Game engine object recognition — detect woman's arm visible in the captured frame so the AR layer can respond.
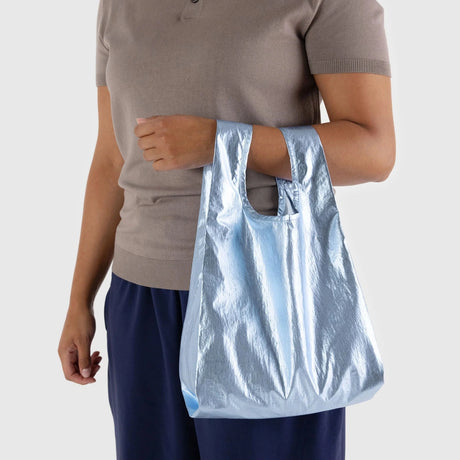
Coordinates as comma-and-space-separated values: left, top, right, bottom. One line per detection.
68, 86, 124, 310
247, 73, 396, 184
58, 85, 124, 384
133, 73, 395, 183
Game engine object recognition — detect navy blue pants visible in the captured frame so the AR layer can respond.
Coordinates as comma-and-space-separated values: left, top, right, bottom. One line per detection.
104, 271, 346, 459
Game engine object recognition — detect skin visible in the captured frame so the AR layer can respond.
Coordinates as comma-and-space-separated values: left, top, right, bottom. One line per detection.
57, 72, 395, 385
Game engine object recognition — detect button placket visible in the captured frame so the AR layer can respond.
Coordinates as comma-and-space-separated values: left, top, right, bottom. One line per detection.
180, 0, 203, 20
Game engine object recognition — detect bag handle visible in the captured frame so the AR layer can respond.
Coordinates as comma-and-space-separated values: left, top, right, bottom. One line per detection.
213, 119, 301, 220
278, 124, 335, 200
213, 120, 332, 220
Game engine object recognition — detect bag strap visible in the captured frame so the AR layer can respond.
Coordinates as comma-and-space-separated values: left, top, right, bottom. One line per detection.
278, 125, 336, 204
213, 119, 251, 190
214, 119, 301, 216
212, 120, 334, 218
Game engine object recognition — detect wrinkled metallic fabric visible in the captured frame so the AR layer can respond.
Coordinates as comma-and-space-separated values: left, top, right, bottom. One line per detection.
179, 119, 384, 419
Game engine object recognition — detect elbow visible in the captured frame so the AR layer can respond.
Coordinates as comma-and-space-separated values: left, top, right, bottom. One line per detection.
372, 132, 396, 182
374, 149, 396, 182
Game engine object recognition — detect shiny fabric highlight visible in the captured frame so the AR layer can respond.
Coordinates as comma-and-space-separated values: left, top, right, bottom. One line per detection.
178, 119, 384, 419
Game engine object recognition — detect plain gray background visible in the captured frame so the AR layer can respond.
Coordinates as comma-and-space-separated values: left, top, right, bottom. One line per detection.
0, 0, 458, 458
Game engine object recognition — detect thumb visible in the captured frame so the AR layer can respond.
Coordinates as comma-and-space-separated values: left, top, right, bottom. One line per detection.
78, 340, 92, 378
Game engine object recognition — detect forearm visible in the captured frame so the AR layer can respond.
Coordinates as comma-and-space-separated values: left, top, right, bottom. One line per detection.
247, 121, 394, 185
68, 159, 124, 313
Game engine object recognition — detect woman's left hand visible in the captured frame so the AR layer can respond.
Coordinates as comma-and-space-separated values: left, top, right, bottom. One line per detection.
134, 114, 217, 171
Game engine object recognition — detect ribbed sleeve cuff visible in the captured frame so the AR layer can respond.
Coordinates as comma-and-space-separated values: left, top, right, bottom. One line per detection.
308, 58, 391, 77
96, 74, 107, 86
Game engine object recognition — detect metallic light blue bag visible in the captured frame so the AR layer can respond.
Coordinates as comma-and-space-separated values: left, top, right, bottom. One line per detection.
179, 119, 384, 419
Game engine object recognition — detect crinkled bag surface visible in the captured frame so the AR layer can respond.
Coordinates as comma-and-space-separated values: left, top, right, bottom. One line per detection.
178, 119, 384, 419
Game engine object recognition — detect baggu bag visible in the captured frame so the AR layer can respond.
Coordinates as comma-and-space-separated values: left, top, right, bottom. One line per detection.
178, 119, 384, 419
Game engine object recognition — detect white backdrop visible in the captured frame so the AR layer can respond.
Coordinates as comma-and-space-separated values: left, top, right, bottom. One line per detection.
0, 1, 458, 458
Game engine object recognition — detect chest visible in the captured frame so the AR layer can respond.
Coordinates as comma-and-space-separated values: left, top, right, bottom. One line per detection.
103, 0, 316, 95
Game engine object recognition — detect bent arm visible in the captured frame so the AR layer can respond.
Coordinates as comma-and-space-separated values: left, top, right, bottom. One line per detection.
247, 72, 396, 184
68, 86, 125, 313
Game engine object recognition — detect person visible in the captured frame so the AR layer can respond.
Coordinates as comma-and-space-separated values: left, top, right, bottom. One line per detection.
58, 0, 395, 458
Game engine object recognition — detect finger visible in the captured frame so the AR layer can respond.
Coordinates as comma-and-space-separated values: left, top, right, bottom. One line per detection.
92, 354, 102, 364
143, 147, 161, 162
77, 338, 92, 379
61, 348, 96, 385
152, 158, 167, 171
90, 352, 102, 375
90, 365, 101, 378
69, 368, 96, 384
138, 133, 157, 151
134, 119, 157, 138
91, 355, 102, 367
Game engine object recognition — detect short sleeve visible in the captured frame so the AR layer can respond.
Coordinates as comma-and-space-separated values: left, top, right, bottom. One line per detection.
304, 0, 391, 77
95, 0, 109, 86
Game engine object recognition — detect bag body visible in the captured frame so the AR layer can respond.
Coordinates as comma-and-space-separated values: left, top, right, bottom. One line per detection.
179, 119, 384, 419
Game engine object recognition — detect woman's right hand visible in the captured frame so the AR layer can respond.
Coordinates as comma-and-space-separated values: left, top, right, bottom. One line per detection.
57, 85, 122, 385
57, 307, 102, 385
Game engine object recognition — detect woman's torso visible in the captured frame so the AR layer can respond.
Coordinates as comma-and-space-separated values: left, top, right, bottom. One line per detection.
96, 0, 389, 289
